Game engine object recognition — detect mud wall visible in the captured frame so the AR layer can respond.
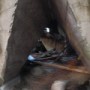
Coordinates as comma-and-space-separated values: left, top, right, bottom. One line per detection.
0, 0, 90, 85
52, 0, 90, 70
4, 0, 50, 82
0, 0, 18, 85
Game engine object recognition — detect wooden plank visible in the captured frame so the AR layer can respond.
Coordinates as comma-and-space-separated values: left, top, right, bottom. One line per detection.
34, 61, 90, 75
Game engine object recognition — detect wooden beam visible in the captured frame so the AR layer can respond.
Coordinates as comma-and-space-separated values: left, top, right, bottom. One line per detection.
34, 61, 90, 75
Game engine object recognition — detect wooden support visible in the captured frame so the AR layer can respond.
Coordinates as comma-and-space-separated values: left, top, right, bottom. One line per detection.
34, 61, 90, 75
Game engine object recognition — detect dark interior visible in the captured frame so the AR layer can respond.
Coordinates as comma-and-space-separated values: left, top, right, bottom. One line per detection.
4, 0, 61, 82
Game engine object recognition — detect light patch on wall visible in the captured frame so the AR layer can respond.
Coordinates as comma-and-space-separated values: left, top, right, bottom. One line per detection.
0, 0, 18, 13
0, 6, 17, 32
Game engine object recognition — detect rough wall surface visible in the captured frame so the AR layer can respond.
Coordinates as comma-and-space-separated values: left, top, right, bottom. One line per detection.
4, 0, 49, 82
67, 0, 90, 66
0, 0, 90, 85
0, 0, 49, 83
52, 0, 90, 70
0, 0, 18, 84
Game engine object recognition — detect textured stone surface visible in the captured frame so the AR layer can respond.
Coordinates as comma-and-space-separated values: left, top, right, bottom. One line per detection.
0, 0, 18, 85
68, 0, 90, 60
52, 0, 90, 70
